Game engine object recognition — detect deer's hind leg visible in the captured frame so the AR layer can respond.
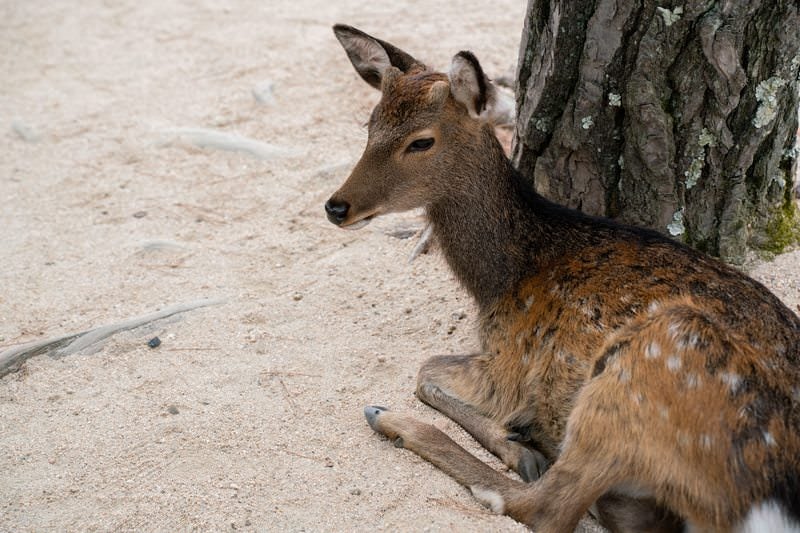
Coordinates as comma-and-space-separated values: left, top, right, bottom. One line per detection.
416, 354, 548, 482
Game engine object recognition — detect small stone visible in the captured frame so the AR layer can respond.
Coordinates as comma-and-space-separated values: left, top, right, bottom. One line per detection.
133, 211, 147, 219
147, 337, 161, 348
292, 293, 303, 301
376, 356, 386, 363
350, 488, 361, 496
447, 325, 456, 335
167, 405, 179, 415
252, 80, 275, 105
451, 310, 467, 320
324, 457, 334, 467
11, 120, 41, 142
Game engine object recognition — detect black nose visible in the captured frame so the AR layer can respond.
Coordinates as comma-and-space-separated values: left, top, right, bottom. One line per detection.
325, 198, 350, 225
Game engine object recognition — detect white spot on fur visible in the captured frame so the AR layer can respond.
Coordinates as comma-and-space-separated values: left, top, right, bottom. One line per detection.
666, 355, 682, 372
685, 373, 701, 389
618, 368, 631, 383
667, 321, 683, 339
764, 431, 776, 447
719, 371, 742, 393
792, 386, 800, 403
659, 405, 669, 420
647, 300, 661, 314
735, 501, 800, 532
524, 295, 535, 310
645, 341, 661, 359
470, 486, 505, 514
700, 434, 713, 449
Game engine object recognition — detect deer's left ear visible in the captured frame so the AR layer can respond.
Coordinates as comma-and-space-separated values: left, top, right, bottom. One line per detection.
333, 24, 424, 90
448, 51, 514, 124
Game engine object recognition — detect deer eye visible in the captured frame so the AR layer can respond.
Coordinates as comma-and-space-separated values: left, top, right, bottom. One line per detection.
407, 138, 435, 152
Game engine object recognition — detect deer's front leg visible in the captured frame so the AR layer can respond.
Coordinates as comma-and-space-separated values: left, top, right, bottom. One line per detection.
414, 354, 548, 482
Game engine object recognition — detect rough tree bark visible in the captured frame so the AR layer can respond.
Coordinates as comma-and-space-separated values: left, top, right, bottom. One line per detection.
512, 0, 800, 263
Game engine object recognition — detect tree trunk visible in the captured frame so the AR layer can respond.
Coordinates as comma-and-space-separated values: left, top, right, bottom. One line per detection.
512, 0, 800, 263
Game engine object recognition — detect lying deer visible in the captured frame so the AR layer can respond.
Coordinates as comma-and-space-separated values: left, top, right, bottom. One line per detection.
325, 24, 800, 532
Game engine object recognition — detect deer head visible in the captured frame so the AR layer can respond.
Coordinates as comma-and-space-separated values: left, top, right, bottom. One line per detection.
325, 24, 513, 229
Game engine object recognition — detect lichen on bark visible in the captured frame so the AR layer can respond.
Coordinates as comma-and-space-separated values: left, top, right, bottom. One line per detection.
513, 0, 800, 263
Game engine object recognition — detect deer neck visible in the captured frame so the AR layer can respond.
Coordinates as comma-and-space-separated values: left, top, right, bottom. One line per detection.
426, 128, 566, 309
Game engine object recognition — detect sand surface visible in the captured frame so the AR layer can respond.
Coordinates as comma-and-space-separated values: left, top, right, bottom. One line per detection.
2, 2, 798, 531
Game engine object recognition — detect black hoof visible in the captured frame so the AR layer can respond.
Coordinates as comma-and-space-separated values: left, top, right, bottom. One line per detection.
518, 448, 550, 483
364, 405, 388, 431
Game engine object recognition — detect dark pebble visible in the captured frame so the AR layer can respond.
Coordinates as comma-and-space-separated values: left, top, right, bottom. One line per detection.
147, 337, 161, 348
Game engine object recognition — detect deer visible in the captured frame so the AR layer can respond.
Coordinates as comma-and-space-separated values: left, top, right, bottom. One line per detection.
324, 24, 800, 532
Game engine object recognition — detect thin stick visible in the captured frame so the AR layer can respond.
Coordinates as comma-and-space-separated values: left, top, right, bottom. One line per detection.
279, 378, 297, 410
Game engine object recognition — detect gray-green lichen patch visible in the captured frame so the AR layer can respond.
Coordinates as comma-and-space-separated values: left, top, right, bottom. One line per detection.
771, 170, 787, 189
667, 208, 685, 236
657, 6, 683, 27
608, 93, 621, 107
581, 116, 594, 130
685, 159, 703, 190
698, 128, 715, 148
534, 117, 552, 133
684, 129, 715, 190
753, 77, 788, 128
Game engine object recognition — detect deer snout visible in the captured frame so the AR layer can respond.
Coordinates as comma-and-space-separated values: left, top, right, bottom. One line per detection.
325, 198, 350, 225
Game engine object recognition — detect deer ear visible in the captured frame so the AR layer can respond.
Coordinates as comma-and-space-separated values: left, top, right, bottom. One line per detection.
333, 24, 424, 90
448, 51, 514, 124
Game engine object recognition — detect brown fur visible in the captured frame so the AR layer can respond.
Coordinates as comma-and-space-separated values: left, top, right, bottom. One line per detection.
327, 25, 800, 532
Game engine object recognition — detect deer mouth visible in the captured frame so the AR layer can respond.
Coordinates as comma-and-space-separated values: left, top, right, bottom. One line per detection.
341, 214, 375, 230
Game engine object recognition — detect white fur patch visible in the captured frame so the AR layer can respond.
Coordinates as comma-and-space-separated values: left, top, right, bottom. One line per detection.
645, 341, 661, 359
735, 501, 800, 533
469, 485, 505, 514
719, 371, 742, 393
666, 355, 682, 372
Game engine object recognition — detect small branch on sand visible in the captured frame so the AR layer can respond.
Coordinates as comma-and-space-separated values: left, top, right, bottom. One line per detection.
0, 298, 224, 378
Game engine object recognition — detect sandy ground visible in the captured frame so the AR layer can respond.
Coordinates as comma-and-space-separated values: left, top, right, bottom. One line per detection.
1, 2, 798, 532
